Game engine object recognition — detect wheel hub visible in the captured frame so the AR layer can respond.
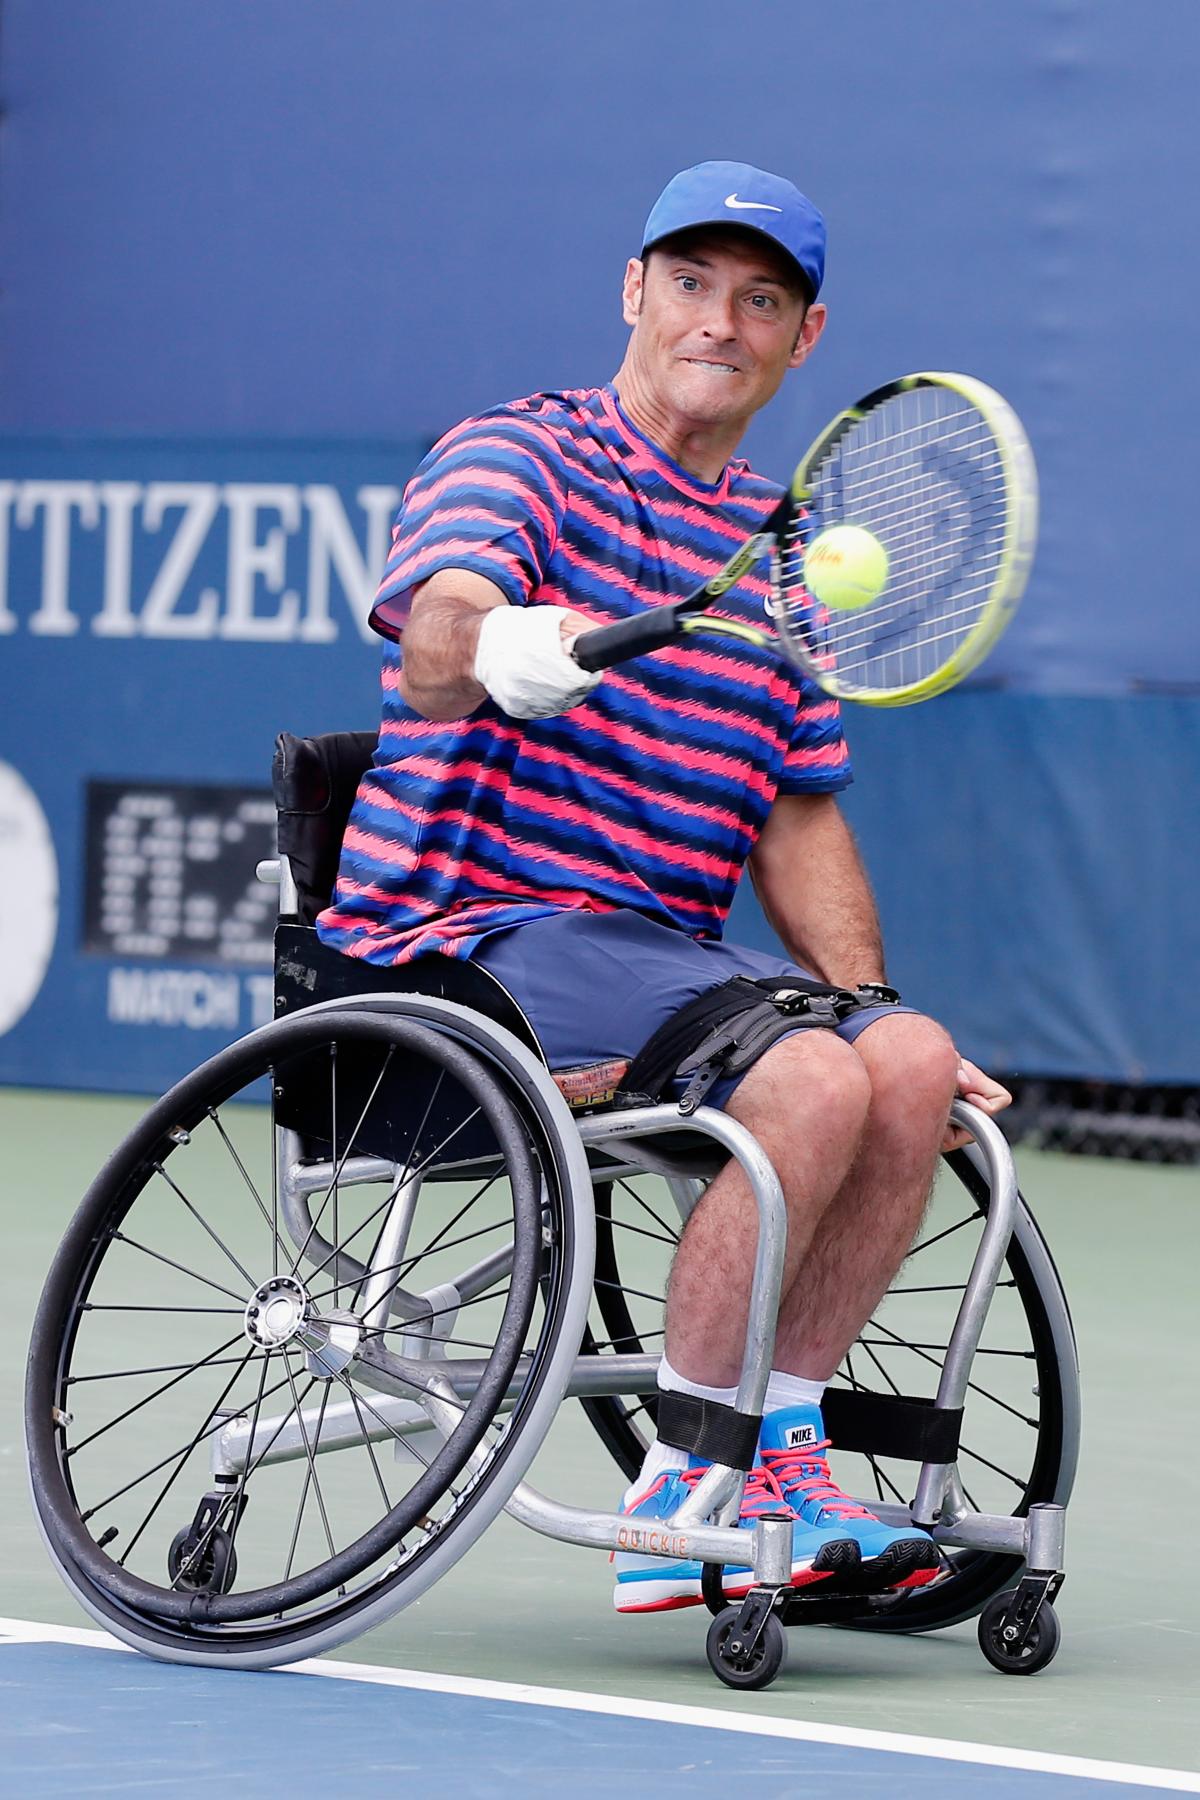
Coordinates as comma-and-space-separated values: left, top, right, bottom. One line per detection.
243, 1276, 362, 1378
244, 1275, 310, 1349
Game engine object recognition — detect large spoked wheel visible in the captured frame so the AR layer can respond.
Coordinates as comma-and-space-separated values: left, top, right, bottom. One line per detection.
27, 1003, 593, 1668
576, 1148, 1079, 1631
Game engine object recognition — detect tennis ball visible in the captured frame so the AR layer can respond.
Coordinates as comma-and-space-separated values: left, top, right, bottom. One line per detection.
803, 525, 889, 611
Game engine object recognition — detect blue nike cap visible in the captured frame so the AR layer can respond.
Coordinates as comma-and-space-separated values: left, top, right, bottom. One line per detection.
641, 160, 826, 300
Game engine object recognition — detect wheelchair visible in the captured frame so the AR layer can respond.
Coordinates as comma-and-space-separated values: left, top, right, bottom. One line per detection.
25, 730, 1079, 1690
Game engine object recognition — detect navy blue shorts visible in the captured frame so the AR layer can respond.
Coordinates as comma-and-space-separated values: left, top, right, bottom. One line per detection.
471, 909, 918, 1111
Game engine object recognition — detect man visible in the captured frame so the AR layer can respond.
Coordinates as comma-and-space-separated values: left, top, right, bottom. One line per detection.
318, 161, 1011, 1613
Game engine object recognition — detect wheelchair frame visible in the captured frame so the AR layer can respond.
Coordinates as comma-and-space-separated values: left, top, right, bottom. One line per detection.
25, 734, 1078, 1688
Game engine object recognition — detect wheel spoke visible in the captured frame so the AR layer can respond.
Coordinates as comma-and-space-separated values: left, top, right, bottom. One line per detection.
612, 1181, 681, 1243
170, 1349, 273, 1588
207, 1106, 279, 1247
67, 1355, 250, 1385
112, 1347, 260, 1564
599, 1214, 678, 1250
283, 1363, 338, 1572
907, 1213, 977, 1258
80, 1358, 293, 1521
110, 1232, 246, 1304
957, 1442, 1028, 1491
66, 1332, 247, 1456
306, 1208, 510, 1316
588, 1326, 665, 1351
866, 1318, 1038, 1423
346, 1385, 393, 1514
288, 1045, 397, 1272
152, 1162, 258, 1289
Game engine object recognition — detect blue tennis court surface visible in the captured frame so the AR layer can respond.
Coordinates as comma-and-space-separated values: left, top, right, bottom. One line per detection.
2, 1622, 1197, 1798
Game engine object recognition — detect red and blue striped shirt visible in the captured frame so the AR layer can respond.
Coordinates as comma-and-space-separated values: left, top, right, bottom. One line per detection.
316, 385, 851, 964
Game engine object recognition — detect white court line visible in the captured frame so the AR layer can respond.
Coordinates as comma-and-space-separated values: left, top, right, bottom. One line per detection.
1, 1614, 1197, 1794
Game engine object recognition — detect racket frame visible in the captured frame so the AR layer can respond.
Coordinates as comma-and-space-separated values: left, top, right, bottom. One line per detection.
572, 370, 1038, 706
783, 371, 1038, 706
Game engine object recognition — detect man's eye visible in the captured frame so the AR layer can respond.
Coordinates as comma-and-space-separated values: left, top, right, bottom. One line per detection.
678, 275, 700, 292
749, 293, 776, 311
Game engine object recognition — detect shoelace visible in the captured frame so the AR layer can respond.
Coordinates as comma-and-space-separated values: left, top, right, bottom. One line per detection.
626, 1463, 793, 1522
736, 1464, 794, 1522
762, 1438, 874, 1522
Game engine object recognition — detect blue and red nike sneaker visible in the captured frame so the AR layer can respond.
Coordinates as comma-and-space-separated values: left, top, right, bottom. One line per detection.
759, 1403, 941, 1593
612, 1456, 859, 1613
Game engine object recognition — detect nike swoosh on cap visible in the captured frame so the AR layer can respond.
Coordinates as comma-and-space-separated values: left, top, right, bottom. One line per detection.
724, 193, 784, 213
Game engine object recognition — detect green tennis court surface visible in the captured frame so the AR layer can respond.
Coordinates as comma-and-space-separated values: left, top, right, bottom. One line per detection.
4, 1088, 1197, 1777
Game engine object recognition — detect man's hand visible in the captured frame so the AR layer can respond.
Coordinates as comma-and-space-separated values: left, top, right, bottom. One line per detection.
942, 1057, 1012, 1151
473, 603, 602, 719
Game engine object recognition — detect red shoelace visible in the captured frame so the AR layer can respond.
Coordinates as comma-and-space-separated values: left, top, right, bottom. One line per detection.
627, 1463, 793, 1522
761, 1439, 875, 1522
736, 1464, 794, 1521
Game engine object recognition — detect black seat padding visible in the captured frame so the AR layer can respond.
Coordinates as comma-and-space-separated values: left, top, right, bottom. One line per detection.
273, 730, 378, 924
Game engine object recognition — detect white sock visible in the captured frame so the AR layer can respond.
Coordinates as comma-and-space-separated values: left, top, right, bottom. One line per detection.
624, 1356, 739, 1504
657, 1353, 739, 1409
764, 1371, 826, 1414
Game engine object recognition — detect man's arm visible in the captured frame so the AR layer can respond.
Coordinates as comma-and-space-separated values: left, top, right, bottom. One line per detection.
397, 569, 599, 723
747, 792, 885, 987
395, 569, 507, 721
751, 792, 1013, 1146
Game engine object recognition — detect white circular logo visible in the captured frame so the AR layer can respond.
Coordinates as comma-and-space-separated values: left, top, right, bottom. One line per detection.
0, 762, 59, 1035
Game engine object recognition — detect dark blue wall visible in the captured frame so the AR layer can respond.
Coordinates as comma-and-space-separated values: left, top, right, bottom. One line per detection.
1, 1, 1197, 1089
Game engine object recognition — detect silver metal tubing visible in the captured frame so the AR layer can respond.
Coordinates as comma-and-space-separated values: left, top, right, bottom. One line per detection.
664, 1175, 704, 1226
351, 1347, 659, 1406
502, 1476, 792, 1580
440, 1241, 515, 1305
357, 1175, 422, 1330
277, 854, 299, 918
276, 1128, 403, 1306
281, 1148, 397, 1200
911, 1098, 1020, 1526
211, 1389, 438, 1478
578, 1105, 787, 1422
1025, 1502, 1067, 1571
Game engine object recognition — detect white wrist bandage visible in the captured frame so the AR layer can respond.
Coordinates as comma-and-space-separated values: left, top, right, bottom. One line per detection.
473, 604, 601, 720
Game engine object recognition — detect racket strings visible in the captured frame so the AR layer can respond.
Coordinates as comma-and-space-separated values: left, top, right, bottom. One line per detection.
777, 387, 1010, 691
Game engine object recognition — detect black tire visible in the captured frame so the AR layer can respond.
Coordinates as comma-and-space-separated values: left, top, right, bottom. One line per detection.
706, 1608, 788, 1690
575, 1152, 1078, 1632
977, 1590, 1062, 1674
578, 1183, 662, 1480
27, 1006, 584, 1663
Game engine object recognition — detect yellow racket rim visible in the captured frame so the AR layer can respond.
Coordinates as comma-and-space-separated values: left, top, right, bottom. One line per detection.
787, 371, 1038, 707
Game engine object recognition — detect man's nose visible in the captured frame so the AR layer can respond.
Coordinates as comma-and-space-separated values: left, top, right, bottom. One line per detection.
699, 292, 738, 339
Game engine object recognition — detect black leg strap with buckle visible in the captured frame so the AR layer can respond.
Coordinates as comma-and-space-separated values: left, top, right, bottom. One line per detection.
618, 974, 902, 1115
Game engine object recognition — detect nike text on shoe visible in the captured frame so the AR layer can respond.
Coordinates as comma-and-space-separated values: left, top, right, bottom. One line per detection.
760, 1403, 942, 1593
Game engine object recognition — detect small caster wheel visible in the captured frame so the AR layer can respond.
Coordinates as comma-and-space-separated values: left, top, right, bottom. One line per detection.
977, 1588, 1061, 1674
168, 1524, 238, 1595
705, 1606, 788, 1691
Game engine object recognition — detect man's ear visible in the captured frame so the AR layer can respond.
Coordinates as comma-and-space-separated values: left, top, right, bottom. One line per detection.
622, 257, 645, 328
788, 300, 827, 370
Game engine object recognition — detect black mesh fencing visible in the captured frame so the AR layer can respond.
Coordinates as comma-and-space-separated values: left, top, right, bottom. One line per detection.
995, 1079, 1200, 1165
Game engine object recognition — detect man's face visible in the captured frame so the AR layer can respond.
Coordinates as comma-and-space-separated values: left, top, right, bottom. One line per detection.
622, 230, 825, 431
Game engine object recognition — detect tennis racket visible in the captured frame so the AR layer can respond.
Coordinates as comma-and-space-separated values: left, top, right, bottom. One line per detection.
571, 371, 1037, 707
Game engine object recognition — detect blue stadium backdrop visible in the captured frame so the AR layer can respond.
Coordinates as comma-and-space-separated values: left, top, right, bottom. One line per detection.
0, 0, 1196, 1092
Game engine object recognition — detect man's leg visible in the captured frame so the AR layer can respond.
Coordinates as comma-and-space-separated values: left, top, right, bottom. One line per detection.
660, 1011, 959, 1596
770, 1013, 960, 1378
663, 1030, 872, 1384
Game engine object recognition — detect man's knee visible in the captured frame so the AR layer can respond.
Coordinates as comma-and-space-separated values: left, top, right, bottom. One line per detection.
853, 1013, 960, 1117
728, 1030, 872, 1139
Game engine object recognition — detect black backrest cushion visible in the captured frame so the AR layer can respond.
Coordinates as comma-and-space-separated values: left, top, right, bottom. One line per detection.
272, 731, 378, 923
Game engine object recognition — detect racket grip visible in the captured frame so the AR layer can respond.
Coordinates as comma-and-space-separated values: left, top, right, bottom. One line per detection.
570, 608, 682, 672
